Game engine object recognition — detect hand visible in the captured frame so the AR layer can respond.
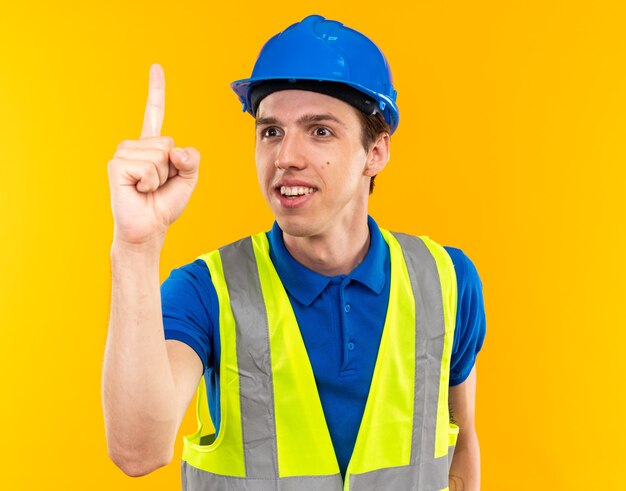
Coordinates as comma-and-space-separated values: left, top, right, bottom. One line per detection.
108, 63, 200, 247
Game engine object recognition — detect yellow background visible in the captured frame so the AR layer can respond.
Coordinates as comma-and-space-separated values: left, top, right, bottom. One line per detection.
1, 0, 624, 489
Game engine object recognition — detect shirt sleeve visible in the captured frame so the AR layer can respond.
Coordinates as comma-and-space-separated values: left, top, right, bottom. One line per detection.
443, 247, 487, 386
161, 258, 217, 371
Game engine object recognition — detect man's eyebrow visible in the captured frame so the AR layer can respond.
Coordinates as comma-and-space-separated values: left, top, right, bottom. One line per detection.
255, 113, 348, 129
297, 113, 348, 128
256, 116, 280, 127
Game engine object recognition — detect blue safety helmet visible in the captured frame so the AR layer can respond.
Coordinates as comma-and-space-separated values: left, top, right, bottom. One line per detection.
231, 15, 399, 134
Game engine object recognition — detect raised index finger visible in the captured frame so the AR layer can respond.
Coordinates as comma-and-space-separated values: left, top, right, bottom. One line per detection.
140, 63, 165, 139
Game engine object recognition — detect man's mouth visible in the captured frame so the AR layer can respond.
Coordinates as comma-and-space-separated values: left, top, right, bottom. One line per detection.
280, 186, 315, 198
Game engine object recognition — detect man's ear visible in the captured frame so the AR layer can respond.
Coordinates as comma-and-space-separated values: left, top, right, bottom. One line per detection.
363, 132, 390, 177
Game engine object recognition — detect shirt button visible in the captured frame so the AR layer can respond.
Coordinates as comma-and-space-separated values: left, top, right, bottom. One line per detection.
344, 304, 351, 313
347, 342, 355, 351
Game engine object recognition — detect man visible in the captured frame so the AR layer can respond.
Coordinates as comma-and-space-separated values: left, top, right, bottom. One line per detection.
103, 14, 485, 491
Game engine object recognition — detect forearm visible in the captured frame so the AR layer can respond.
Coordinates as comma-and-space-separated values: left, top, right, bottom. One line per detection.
102, 239, 177, 476
449, 427, 480, 491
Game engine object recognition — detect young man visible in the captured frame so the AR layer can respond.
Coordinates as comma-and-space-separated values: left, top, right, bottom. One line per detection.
104, 15, 485, 491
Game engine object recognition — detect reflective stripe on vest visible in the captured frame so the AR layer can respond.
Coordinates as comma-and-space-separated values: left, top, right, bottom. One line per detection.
181, 229, 458, 491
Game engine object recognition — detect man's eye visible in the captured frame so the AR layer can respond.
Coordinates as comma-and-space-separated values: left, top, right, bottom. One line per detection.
314, 127, 331, 137
263, 127, 279, 137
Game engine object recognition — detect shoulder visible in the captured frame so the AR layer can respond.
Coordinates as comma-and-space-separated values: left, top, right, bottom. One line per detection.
161, 258, 216, 311
163, 258, 211, 286
165, 232, 266, 290
442, 246, 483, 290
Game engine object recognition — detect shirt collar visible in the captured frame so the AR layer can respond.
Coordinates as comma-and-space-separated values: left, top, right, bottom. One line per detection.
266, 215, 388, 306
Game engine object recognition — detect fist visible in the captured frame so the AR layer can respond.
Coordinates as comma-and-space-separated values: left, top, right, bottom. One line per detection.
108, 64, 200, 247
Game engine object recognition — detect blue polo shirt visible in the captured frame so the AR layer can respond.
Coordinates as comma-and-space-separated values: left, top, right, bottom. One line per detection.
162, 216, 486, 476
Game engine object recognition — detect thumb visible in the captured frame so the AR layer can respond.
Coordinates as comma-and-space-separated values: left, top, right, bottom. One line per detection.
169, 146, 200, 179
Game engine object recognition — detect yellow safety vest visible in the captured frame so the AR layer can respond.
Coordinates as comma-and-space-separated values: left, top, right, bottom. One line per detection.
181, 228, 458, 491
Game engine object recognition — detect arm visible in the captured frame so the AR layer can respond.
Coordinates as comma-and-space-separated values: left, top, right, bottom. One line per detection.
103, 64, 202, 477
102, 242, 203, 476
448, 365, 480, 490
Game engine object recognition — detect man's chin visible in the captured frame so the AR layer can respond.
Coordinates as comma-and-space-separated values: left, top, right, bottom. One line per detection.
275, 216, 318, 239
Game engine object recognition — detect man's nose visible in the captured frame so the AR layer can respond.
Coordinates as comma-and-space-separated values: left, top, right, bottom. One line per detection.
275, 131, 306, 170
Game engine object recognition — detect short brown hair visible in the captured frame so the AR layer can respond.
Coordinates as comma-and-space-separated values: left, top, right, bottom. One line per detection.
355, 110, 390, 194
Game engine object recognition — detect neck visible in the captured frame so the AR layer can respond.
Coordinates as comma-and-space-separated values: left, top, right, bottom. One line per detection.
282, 217, 371, 276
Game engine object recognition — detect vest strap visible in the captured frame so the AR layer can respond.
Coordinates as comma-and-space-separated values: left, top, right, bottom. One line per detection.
220, 237, 279, 478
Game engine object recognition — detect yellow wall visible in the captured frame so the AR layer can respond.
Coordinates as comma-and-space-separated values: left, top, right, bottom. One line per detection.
1, 1, 624, 489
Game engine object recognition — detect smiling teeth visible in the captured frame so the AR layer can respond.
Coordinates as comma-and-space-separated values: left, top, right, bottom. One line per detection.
280, 186, 314, 196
